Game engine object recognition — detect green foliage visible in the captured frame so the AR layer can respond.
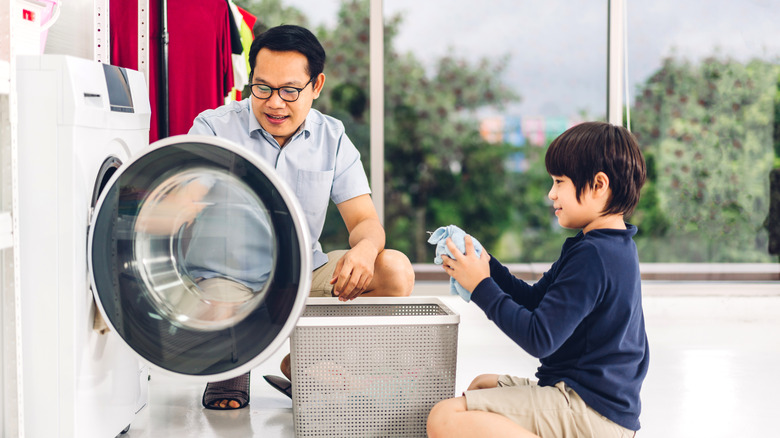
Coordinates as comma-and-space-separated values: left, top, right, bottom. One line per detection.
233, 0, 309, 33
380, 51, 521, 260
631, 57, 778, 262
235, 0, 780, 264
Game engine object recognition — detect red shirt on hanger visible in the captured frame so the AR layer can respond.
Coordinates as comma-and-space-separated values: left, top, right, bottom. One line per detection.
110, 0, 234, 142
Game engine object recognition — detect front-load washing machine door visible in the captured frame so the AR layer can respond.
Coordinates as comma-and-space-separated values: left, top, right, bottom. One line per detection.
89, 135, 311, 382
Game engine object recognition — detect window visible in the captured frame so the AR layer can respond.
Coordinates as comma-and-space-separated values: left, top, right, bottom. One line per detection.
238, 0, 780, 264
382, 0, 607, 262
627, 0, 780, 262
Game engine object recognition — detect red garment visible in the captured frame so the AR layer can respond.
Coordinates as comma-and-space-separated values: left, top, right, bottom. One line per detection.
110, 0, 234, 142
110, 0, 161, 140
167, 0, 234, 137
236, 5, 256, 33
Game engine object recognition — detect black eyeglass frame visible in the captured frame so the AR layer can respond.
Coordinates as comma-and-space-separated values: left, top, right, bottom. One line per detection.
249, 78, 314, 102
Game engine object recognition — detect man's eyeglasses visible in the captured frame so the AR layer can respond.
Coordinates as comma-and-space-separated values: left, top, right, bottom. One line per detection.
250, 79, 313, 102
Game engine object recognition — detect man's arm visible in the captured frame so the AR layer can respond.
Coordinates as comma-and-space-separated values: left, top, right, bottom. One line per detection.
331, 194, 385, 301
189, 115, 217, 135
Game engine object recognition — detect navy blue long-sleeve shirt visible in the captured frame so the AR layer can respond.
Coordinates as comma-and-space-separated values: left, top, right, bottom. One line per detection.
471, 225, 649, 431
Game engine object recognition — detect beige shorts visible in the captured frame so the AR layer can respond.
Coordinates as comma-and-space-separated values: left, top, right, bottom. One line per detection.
465, 376, 635, 438
196, 277, 254, 302
309, 250, 349, 297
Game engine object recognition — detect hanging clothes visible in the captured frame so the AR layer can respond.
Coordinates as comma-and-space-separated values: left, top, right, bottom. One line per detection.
237, 8, 255, 71
226, 0, 255, 101
167, 0, 234, 137
110, 0, 234, 142
235, 5, 257, 71
110, 0, 161, 141
236, 5, 256, 33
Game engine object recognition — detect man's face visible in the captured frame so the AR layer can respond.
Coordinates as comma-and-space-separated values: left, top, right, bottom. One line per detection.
250, 48, 324, 147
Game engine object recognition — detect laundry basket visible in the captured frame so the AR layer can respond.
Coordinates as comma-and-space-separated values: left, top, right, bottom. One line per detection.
290, 296, 459, 437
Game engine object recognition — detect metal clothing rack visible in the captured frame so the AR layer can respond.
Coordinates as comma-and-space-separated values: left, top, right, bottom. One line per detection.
158, 0, 169, 138
135, 0, 169, 138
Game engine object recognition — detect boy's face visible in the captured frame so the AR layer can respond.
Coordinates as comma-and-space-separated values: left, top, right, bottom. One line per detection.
548, 175, 603, 232
250, 48, 324, 147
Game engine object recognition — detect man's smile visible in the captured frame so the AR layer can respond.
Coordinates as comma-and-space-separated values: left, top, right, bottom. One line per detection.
265, 113, 289, 125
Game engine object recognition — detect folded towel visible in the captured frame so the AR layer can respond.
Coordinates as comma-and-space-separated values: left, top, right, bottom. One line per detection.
427, 225, 483, 302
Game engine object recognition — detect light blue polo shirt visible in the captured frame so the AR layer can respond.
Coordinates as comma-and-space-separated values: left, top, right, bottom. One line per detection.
187, 98, 371, 275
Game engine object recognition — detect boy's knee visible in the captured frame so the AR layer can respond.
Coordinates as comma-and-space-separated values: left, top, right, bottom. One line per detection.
427, 397, 464, 438
427, 399, 449, 437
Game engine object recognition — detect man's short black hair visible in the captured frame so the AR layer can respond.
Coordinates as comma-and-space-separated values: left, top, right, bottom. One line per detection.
545, 121, 647, 216
248, 24, 326, 82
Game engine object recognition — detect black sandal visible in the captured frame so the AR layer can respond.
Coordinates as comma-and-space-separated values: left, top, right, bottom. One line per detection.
202, 372, 250, 410
263, 375, 292, 399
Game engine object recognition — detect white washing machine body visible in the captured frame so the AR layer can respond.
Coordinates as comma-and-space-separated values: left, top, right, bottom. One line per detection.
17, 55, 313, 437
17, 55, 152, 438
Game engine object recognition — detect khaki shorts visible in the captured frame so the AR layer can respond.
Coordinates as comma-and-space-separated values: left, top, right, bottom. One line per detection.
465, 376, 635, 438
196, 277, 254, 302
309, 250, 349, 297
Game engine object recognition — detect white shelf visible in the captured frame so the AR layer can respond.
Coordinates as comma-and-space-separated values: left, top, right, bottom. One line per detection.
0, 212, 12, 250
0, 60, 9, 95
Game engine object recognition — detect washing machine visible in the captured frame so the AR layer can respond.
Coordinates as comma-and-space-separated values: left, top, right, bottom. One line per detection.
16, 55, 312, 437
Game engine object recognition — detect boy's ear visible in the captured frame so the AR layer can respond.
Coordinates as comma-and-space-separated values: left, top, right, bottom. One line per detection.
592, 172, 611, 197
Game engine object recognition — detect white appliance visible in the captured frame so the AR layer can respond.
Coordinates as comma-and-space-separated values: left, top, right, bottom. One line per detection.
16, 55, 312, 437
17, 55, 151, 437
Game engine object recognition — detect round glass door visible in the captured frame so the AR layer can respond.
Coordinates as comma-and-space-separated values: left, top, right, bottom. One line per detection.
89, 135, 311, 380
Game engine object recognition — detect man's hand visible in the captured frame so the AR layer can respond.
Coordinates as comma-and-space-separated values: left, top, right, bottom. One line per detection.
441, 235, 490, 292
330, 240, 379, 301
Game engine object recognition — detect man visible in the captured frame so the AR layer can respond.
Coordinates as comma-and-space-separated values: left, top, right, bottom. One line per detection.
189, 24, 414, 409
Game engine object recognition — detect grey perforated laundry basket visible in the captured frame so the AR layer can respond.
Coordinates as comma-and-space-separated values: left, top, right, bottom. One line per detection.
290, 296, 459, 437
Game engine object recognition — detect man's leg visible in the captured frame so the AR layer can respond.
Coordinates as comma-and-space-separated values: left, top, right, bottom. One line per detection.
362, 249, 415, 297
198, 278, 255, 409
311, 249, 414, 298
280, 249, 414, 380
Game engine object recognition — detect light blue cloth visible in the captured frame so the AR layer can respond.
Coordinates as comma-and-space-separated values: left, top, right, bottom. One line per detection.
189, 99, 371, 271
427, 225, 483, 302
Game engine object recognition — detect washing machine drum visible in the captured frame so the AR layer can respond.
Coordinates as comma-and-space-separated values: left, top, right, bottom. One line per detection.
89, 135, 312, 381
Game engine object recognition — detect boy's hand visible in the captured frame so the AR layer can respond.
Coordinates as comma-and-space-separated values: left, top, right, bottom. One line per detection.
441, 235, 490, 292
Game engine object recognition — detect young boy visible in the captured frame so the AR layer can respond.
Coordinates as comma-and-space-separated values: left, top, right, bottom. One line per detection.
427, 122, 649, 438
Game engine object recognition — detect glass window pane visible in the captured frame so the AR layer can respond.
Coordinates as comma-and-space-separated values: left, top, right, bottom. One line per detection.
628, 1, 780, 262
383, 0, 607, 262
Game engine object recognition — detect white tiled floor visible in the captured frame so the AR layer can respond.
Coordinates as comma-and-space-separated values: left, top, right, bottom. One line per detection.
125, 281, 780, 437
